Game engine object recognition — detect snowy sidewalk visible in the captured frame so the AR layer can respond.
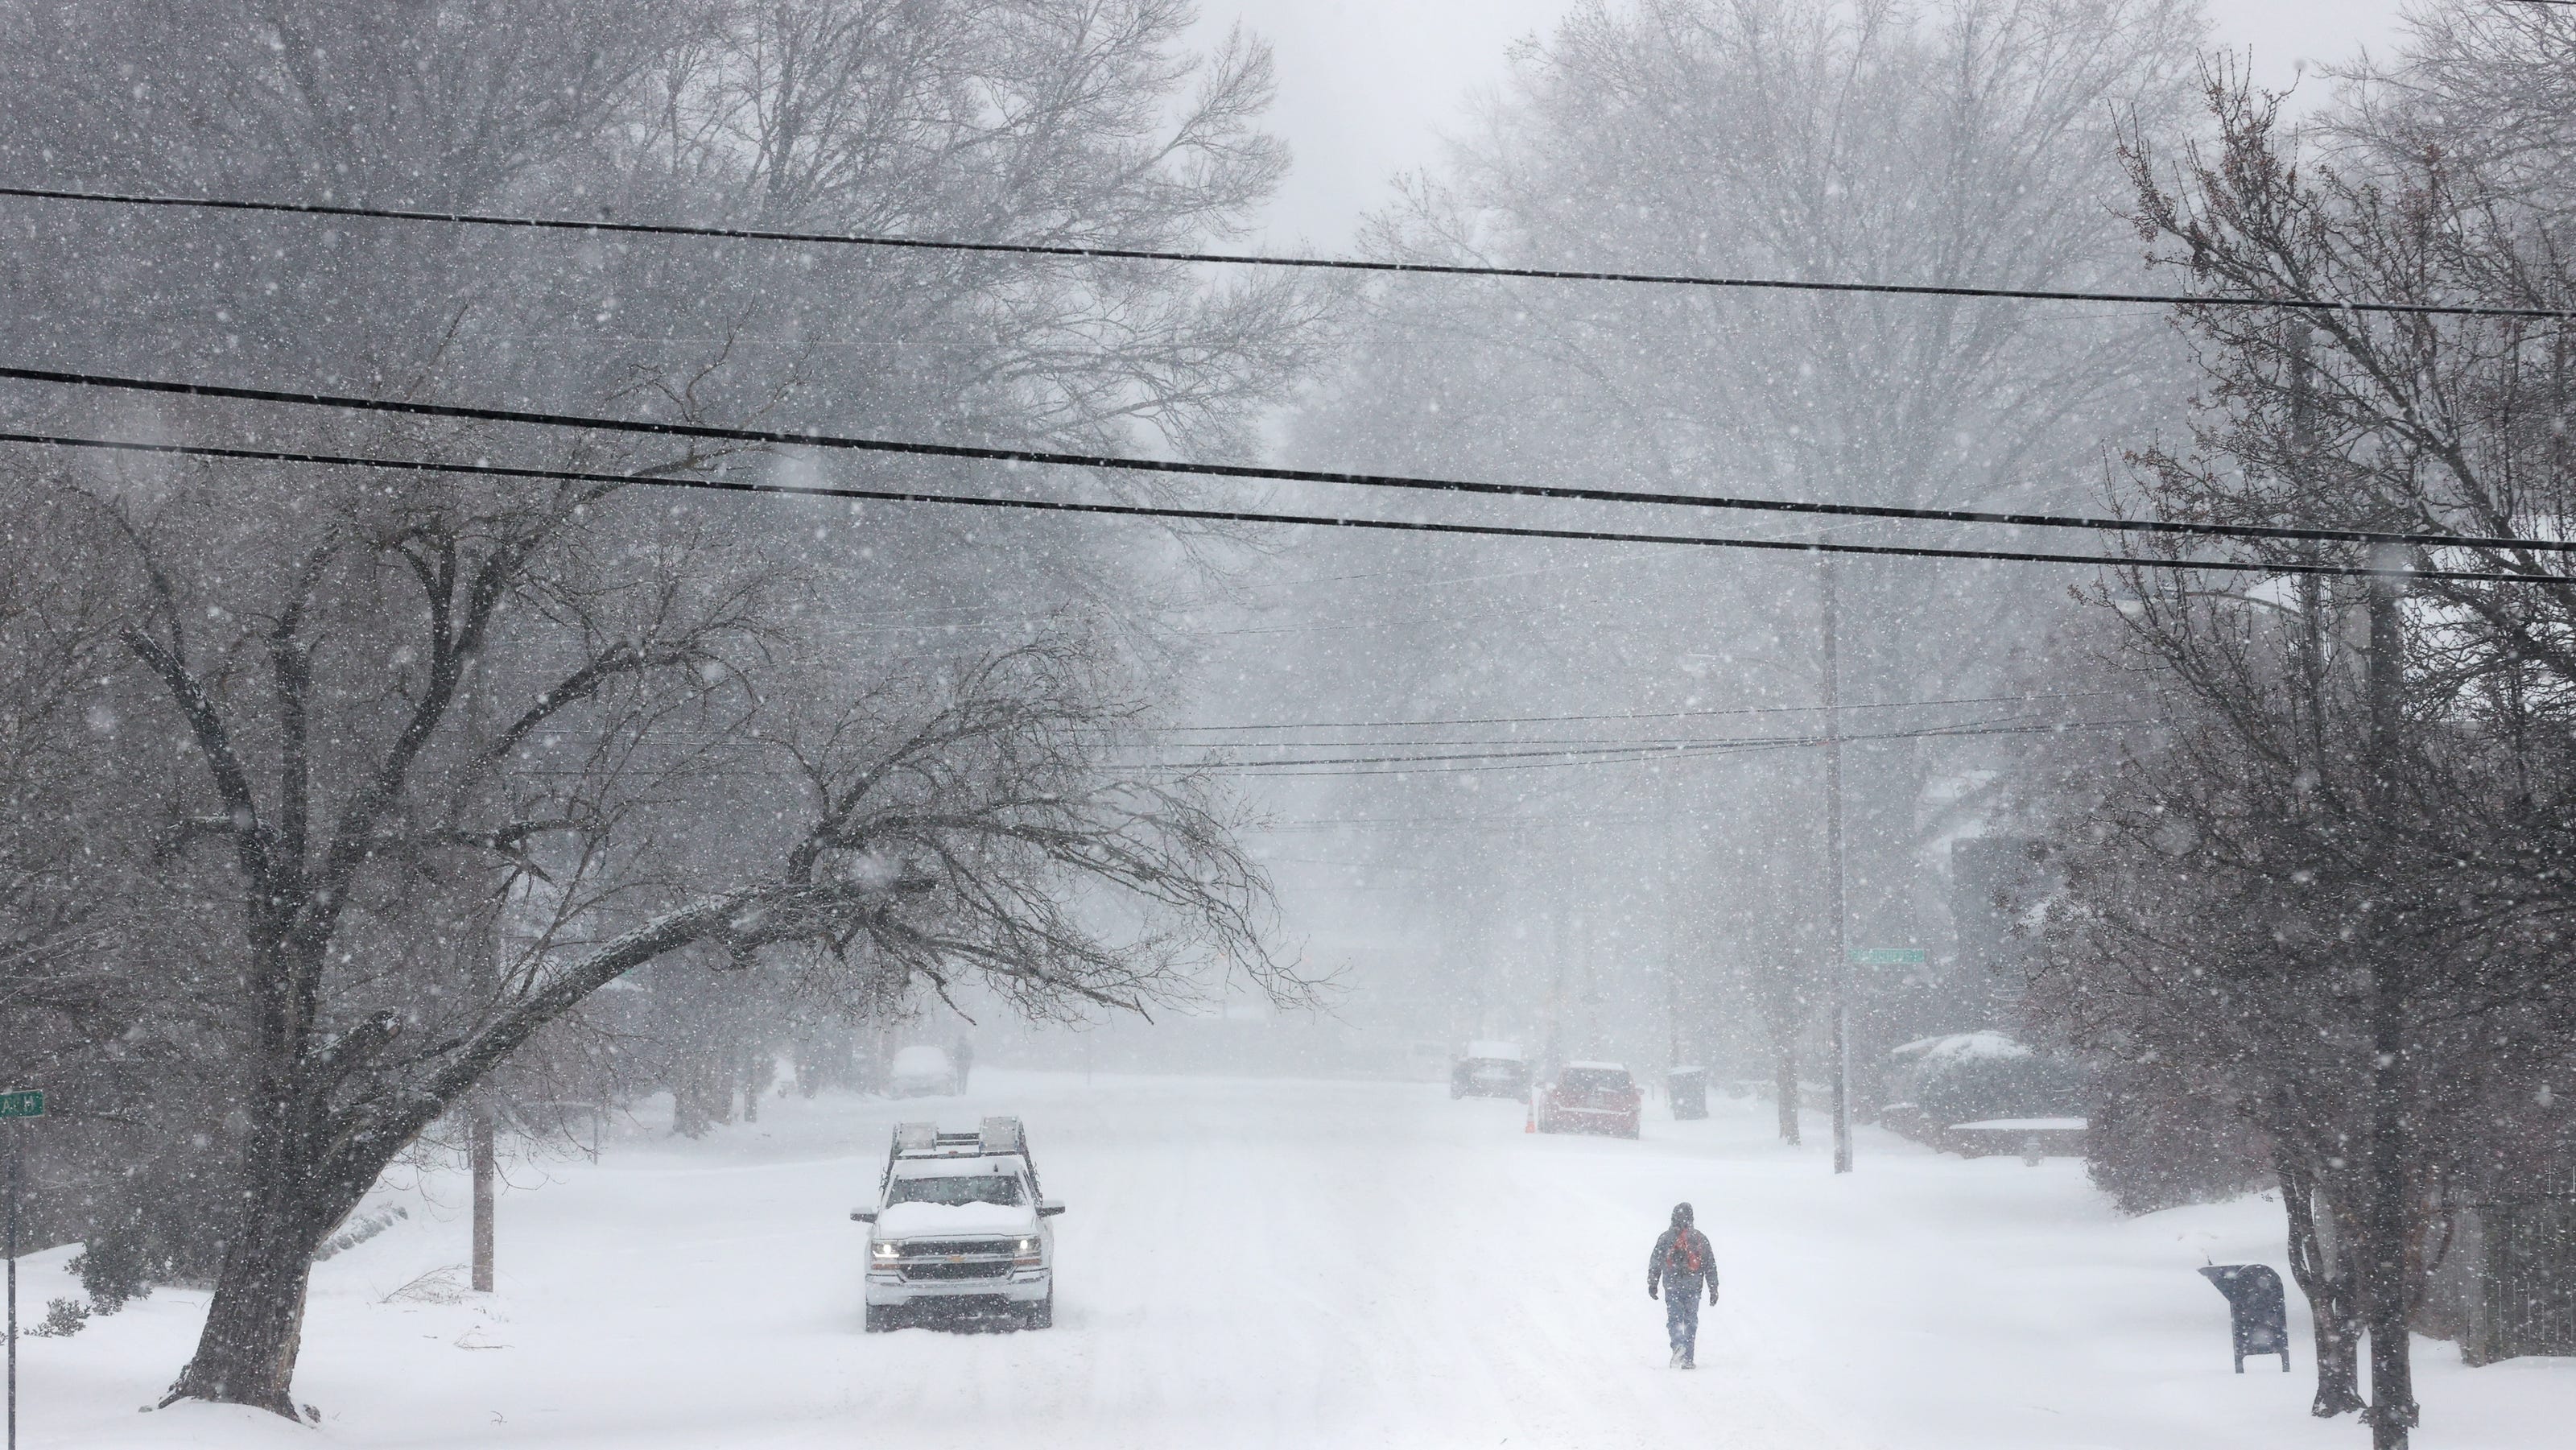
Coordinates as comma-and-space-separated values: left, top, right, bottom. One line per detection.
14, 1072, 2574, 1448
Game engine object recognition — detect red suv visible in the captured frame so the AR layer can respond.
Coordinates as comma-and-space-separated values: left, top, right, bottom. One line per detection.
1535, 1062, 1642, 1138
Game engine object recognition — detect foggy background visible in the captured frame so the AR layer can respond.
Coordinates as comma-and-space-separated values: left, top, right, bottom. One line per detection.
1009, 0, 2411, 1084
1205, 0, 2410, 248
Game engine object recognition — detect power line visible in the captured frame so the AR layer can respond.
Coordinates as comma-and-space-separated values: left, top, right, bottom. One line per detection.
1, 428, 2560, 585
2, 362, 2571, 572
1170, 717, 2161, 778
1157, 690, 2130, 733
1144, 732, 1997, 748
1166, 715, 2150, 768
604, 690, 2134, 742
500, 715, 2156, 782
1255, 812, 1682, 832
0, 183, 2564, 322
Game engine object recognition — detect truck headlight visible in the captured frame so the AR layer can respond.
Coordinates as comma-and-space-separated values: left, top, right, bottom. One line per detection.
1013, 1236, 1042, 1266
872, 1241, 900, 1262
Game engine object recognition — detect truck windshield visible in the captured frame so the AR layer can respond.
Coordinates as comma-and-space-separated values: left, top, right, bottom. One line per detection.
886, 1174, 1025, 1208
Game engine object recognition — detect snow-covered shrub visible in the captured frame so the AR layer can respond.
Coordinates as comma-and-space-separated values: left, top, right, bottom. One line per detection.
314, 1205, 408, 1262
1887, 1032, 2091, 1126
71, 1230, 168, 1314
28, 1298, 89, 1338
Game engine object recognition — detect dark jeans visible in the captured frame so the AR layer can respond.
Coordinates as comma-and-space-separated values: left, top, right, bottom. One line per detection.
1665, 1286, 1702, 1361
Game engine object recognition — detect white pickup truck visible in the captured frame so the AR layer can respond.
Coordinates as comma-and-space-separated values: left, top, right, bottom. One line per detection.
852, 1116, 1063, 1331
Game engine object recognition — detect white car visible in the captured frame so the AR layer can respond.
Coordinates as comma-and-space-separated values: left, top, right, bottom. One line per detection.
886, 1043, 960, 1097
853, 1118, 1063, 1331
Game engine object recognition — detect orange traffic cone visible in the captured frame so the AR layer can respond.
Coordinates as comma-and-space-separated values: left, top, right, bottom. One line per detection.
1524, 1098, 1537, 1134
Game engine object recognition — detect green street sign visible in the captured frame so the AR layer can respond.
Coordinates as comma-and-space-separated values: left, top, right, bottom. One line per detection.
1851, 947, 1929, 968
0, 1090, 42, 1119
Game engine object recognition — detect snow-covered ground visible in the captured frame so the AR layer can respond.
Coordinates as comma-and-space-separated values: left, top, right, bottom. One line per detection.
15, 1072, 2574, 1448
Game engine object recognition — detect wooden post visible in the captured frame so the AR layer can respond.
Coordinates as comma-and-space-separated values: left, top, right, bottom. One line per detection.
470, 1103, 494, 1294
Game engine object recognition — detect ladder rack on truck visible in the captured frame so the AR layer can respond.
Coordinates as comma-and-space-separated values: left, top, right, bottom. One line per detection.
877, 1115, 1041, 1197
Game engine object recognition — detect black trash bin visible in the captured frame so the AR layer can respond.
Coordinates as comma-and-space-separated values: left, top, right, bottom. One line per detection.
1668, 1067, 1709, 1121
2198, 1264, 2291, 1373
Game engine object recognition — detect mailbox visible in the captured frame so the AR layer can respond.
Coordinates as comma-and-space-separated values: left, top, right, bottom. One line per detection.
2198, 1264, 2291, 1373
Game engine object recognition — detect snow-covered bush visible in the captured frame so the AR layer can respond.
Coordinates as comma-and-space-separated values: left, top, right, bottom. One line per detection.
27, 1298, 89, 1338
70, 1229, 171, 1314
314, 1205, 409, 1262
1887, 1032, 2091, 1126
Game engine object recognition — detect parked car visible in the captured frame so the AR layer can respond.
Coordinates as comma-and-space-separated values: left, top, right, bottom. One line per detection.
1451, 1040, 1530, 1101
887, 1044, 960, 1097
853, 1117, 1063, 1331
1535, 1061, 1641, 1138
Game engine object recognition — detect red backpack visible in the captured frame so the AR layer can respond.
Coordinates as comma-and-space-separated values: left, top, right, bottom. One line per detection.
1666, 1230, 1704, 1276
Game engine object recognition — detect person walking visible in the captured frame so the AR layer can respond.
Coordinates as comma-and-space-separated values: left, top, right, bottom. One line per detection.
1646, 1202, 1719, 1368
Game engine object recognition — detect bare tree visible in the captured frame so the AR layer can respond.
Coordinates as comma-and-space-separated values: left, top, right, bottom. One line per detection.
2032, 564, 2576, 1443
2338, 0, 2576, 221
59, 471, 1300, 1417
2038, 42, 2576, 1444
0, 0, 1333, 1391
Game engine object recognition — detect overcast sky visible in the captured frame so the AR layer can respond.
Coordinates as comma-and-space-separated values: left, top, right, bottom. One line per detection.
1203, 0, 2415, 247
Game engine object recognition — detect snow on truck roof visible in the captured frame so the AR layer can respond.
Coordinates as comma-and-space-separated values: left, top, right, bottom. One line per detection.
1463, 1040, 1523, 1060
1565, 1060, 1628, 1072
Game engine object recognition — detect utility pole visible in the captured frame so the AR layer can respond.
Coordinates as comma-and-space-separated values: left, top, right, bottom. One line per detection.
1821, 555, 1854, 1175
2360, 552, 2417, 1450
5, 1089, 43, 1450
7, 1117, 17, 1450
465, 665, 497, 1295
469, 914, 495, 1292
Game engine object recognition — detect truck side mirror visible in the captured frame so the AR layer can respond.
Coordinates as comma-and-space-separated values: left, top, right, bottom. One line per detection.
850, 1208, 877, 1223
1038, 1201, 1067, 1217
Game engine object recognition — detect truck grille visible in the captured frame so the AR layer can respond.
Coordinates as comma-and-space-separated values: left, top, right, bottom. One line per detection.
903, 1259, 1010, 1281
902, 1241, 1008, 1257
895, 1238, 1015, 1281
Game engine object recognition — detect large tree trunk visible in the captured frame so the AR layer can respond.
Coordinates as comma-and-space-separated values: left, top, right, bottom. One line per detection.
2357, 583, 2418, 1450
2359, 1003, 2420, 1448
165, 1122, 342, 1418
2279, 1151, 2366, 1416
168, 1214, 321, 1416
2359, 1156, 2420, 1447
167, 978, 336, 1417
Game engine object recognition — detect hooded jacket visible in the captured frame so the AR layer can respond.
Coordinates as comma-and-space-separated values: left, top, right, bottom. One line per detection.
1648, 1204, 1719, 1300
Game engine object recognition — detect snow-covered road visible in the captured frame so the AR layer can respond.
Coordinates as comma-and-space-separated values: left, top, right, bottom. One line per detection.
20, 1072, 2576, 1448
